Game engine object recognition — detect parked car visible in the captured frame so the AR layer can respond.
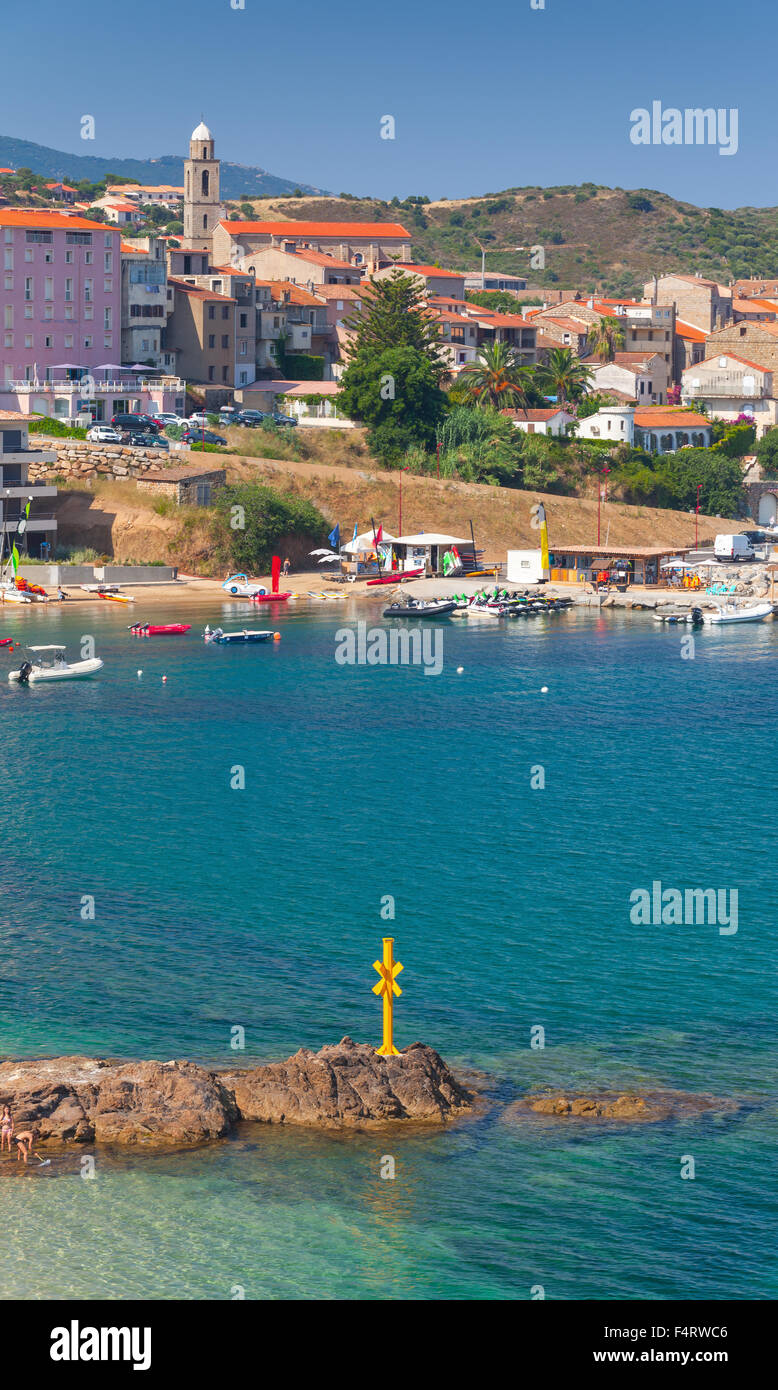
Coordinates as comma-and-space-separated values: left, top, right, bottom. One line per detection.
233, 410, 268, 427
155, 413, 186, 429
86, 425, 122, 443
271, 411, 297, 427
714, 533, 755, 561
182, 429, 227, 446
739, 530, 769, 545
111, 412, 159, 433
186, 412, 212, 428
129, 432, 169, 450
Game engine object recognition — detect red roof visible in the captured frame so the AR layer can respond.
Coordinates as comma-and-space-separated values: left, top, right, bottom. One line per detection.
168, 277, 235, 302
501, 408, 571, 421
0, 210, 116, 231
634, 408, 710, 428
394, 263, 465, 279
219, 220, 410, 238
675, 319, 706, 342
289, 248, 356, 272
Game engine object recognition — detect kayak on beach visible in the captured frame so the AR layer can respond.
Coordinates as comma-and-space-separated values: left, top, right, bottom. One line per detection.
366, 568, 424, 586
129, 623, 192, 636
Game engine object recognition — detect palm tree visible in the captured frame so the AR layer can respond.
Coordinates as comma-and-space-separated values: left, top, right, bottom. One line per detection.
536, 347, 594, 407
587, 315, 626, 364
456, 340, 537, 411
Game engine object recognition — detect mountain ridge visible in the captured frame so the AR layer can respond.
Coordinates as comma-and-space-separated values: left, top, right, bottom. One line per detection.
0, 133, 327, 200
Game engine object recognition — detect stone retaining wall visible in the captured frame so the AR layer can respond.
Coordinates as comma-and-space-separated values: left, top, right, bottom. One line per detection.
27, 435, 189, 484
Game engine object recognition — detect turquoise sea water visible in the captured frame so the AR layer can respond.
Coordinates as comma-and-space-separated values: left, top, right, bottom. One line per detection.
1, 595, 777, 1300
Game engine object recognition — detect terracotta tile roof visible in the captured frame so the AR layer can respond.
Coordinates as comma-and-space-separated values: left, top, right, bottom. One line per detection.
288, 248, 357, 271
394, 263, 465, 278
585, 351, 663, 370
675, 319, 706, 342
467, 309, 533, 328
0, 409, 33, 421
0, 210, 116, 231
219, 220, 410, 238
312, 283, 364, 298
168, 276, 235, 302
264, 281, 322, 305
501, 408, 571, 421
537, 316, 590, 334
634, 408, 710, 428
45, 181, 78, 193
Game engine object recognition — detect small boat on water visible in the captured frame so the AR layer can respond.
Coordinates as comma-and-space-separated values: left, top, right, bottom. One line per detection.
129, 622, 191, 636
383, 598, 456, 618
8, 645, 103, 683
654, 607, 704, 626
703, 602, 773, 625
204, 626, 277, 644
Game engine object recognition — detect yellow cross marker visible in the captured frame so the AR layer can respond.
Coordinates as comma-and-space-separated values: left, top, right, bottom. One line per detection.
372, 936, 403, 1056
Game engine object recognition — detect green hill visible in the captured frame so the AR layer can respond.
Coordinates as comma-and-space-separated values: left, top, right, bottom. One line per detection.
245, 185, 778, 296
0, 133, 325, 201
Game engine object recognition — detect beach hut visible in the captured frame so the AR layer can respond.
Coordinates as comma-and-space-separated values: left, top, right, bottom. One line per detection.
393, 532, 472, 575
341, 529, 398, 577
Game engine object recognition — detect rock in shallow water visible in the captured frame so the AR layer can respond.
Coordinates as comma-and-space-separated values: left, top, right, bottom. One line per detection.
0, 1039, 473, 1150
503, 1090, 739, 1124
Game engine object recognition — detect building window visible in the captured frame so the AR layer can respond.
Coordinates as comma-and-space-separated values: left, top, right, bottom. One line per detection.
24, 306, 32, 319
104, 232, 112, 247
65, 277, 73, 302
44, 276, 54, 300
202, 170, 209, 197
24, 277, 33, 301
104, 335, 112, 347
24, 249, 33, 263
84, 336, 93, 348
66, 231, 92, 245
239, 312, 247, 328
208, 304, 215, 319
3, 275, 11, 291
85, 251, 93, 264
64, 334, 73, 348
221, 305, 228, 319
203, 215, 207, 230
104, 278, 112, 292
221, 335, 228, 348
26, 230, 53, 244
65, 250, 73, 264
222, 366, 228, 382
104, 307, 112, 329
44, 335, 52, 348
208, 334, 215, 348
104, 252, 112, 271
208, 366, 215, 381
4, 333, 13, 348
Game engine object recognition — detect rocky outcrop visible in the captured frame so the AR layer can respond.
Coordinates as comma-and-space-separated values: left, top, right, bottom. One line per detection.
221, 1037, 473, 1128
503, 1090, 738, 1124
0, 1040, 472, 1151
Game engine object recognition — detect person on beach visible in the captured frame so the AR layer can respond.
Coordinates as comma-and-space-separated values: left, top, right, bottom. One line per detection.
14, 1130, 35, 1164
1, 1106, 13, 1151
283, 557, 291, 577
57, 587, 67, 601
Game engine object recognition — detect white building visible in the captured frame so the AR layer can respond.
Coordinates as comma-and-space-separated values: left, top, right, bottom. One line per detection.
576, 405, 635, 445
681, 352, 778, 437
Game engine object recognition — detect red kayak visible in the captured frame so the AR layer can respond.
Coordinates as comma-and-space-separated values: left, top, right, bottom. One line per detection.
0, 637, 13, 647
366, 568, 424, 586
129, 623, 191, 636
250, 592, 290, 603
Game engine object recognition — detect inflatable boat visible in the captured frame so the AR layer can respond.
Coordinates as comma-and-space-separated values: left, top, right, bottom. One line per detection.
383, 599, 456, 618
204, 627, 275, 644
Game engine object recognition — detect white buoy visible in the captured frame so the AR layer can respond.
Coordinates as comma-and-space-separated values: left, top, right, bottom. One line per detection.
541, 685, 548, 693
456, 666, 464, 673
137, 670, 143, 678
162, 675, 167, 683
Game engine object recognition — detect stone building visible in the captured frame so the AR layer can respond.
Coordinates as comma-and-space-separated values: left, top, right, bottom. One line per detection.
183, 121, 223, 255
136, 461, 225, 506
643, 273, 732, 335
705, 321, 778, 374
165, 278, 236, 389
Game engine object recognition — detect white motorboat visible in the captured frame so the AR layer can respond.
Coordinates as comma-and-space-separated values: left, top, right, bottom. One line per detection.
703, 602, 773, 625
8, 645, 104, 683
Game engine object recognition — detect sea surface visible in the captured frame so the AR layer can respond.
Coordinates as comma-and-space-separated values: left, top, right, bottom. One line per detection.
0, 594, 776, 1300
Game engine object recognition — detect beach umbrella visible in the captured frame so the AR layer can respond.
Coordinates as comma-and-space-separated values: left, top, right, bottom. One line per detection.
317, 553, 340, 564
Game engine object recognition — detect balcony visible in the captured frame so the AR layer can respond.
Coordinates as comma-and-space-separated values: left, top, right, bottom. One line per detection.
682, 373, 768, 399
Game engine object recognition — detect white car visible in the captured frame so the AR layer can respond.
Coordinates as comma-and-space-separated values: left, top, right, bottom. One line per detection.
187, 412, 211, 428
155, 413, 186, 429
87, 425, 122, 443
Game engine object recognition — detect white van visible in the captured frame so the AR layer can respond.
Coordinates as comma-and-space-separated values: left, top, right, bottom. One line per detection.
714, 533, 754, 561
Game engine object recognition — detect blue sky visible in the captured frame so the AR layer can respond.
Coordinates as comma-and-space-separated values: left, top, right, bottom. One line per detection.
1, 0, 773, 207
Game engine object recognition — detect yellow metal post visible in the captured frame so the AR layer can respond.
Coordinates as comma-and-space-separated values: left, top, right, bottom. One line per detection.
372, 936, 403, 1056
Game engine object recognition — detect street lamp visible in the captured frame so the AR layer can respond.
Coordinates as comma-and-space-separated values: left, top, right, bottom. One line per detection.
695, 483, 702, 549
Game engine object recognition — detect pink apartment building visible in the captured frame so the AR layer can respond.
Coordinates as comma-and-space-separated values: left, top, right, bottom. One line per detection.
0, 209, 122, 399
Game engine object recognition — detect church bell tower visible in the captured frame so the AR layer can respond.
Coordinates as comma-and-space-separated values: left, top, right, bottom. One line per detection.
183, 121, 222, 254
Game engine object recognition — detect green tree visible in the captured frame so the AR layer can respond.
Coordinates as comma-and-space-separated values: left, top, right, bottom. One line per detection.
339, 345, 446, 464
536, 347, 593, 406
587, 316, 626, 363
754, 427, 778, 474
343, 269, 445, 380
456, 341, 539, 411
211, 484, 328, 572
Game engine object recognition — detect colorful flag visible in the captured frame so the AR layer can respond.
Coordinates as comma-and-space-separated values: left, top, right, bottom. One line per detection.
375, 524, 383, 547
537, 503, 550, 574
11, 543, 19, 576
352, 522, 358, 544
328, 523, 340, 550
